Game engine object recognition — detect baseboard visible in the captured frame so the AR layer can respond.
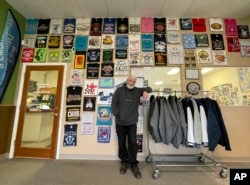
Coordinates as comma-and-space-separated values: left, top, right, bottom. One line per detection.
59, 154, 120, 160
59, 154, 149, 161
213, 156, 250, 162
0, 153, 9, 159
58, 154, 250, 163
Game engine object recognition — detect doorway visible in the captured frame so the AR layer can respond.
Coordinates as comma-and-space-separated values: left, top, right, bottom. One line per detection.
13, 65, 64, 159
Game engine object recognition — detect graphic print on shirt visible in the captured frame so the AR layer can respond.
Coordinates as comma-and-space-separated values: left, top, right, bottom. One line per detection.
63, 18, 76, 34
103, 18, 116, 34
195, 34, 209, 47
101, 63, 114, 77
66, 107, 81, 122
76, 18, 91, 35
210, 34, 225, 50
87, 49, 100, 62
117, 18, 129, 34
141, 17, 154, 33
66, 86, 82, 106
49, 18, 63, 34
180, 18, 192, 30
63, 124, 77, 146
154, 18, 166, 34
102, 49, 113, 62
154, 34, 167, 65
63, 35, 74, 49
90, 18, 102, 36
84, 80, 99, 96
224, 18, 238, 36
182, 34, 196, 49
25, 19, 38, 34
83, 96, 96, 111
116, 35, 128, 50
37, 19, 50, 34
141, 34, 154, 52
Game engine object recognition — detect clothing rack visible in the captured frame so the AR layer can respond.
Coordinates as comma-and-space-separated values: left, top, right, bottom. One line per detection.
145, 91, 228, 179
151, 90, 210, 96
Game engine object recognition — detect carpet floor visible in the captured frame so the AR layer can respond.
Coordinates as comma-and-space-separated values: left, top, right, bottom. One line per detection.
0, 158, 249, 185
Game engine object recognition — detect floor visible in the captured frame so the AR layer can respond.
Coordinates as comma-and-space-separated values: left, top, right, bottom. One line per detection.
0, 158, 249, 185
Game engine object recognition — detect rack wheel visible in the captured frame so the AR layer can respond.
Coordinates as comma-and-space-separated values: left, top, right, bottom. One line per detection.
146, 156, 152, 163
152, 171, 159, 179
198, 156, 205, 163
219, 169, 227, 178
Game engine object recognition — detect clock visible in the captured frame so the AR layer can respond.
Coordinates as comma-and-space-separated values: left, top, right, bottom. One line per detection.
186, 82, 200, 95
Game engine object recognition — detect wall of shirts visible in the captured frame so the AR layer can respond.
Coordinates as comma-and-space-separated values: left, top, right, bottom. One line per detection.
21, 16, 250, 160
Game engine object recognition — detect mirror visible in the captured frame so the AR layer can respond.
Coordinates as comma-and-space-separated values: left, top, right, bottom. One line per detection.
142, 67, 181, 95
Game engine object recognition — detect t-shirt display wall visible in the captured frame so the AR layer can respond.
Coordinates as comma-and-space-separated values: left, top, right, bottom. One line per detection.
21, 17, 250, 157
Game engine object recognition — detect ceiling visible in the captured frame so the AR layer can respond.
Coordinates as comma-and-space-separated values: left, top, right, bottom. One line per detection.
6, 0, 250, 19
5, 0, 249, 92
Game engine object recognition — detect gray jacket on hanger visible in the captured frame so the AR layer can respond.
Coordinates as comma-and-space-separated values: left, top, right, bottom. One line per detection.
174, 96, 188, 147
148, 96, 162, 143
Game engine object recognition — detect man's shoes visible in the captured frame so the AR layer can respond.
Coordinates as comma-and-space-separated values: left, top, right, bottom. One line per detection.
131, 166, 142, 179
120, 163, 128, 174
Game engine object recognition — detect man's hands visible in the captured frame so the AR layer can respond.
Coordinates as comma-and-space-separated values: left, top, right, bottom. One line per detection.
142, 91, 149, 100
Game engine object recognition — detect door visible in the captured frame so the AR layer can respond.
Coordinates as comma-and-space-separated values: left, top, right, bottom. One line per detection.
14, 65, 64, 159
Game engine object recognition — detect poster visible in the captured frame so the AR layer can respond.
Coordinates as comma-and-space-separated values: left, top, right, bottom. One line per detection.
238, 67, 250, 92
0, 10, 21, 102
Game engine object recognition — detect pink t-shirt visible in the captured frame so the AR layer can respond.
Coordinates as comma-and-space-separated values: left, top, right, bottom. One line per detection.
141, 17, 154, 33
224, 18, 238, 36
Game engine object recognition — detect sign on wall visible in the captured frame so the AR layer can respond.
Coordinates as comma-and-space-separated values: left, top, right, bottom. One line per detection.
0, 10, 21, 103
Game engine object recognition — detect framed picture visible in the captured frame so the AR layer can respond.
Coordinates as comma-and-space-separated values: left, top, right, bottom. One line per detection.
185, 69, 199, 80
99, 78, 114, 88
136, 77, 144, 87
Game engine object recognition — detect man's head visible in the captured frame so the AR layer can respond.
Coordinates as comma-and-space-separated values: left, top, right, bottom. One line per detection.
126, 75, 137, 89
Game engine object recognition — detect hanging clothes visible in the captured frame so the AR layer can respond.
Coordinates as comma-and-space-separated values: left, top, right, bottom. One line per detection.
148, 95, 162, 143
174, 96, 188, 147
168, 95, 183, 149
163, 97, 178, 146
190, 98, 202, 148
195, 99, 208, 147
181, 97, 195, 148
199, 98, 231, 151
147, 94, 231, 152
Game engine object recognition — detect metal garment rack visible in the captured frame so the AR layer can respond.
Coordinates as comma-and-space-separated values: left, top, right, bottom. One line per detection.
145, 90, 228, 179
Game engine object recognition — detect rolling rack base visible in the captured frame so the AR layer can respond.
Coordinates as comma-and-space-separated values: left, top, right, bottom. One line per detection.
145, 152, 228, 179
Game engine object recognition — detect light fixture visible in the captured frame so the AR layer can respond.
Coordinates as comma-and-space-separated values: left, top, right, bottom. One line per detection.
167, 68, 179, 75
201, 68, 213, 74
154, 81, 163, 85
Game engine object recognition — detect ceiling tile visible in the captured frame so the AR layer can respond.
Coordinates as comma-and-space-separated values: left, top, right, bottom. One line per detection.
6, 0, 250, 19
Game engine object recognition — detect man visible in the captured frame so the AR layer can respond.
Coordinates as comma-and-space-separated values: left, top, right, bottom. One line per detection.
111, 75, 152, 179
